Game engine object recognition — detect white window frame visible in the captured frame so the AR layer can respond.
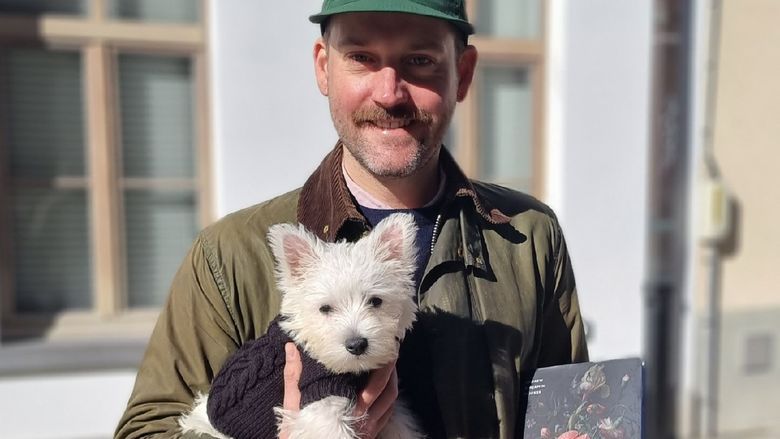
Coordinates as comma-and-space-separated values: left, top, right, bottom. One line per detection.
0, 0, 213, 341
454, 0, 547, 197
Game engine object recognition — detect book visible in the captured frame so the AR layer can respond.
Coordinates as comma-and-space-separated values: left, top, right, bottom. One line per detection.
522, 358, 643, 439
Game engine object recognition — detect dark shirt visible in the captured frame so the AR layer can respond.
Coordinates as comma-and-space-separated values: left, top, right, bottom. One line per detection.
357, 203, 440, 290
357, 202, 447, 438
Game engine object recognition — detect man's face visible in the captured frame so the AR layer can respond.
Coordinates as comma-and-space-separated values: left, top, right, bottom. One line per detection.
314, 12, 476, 178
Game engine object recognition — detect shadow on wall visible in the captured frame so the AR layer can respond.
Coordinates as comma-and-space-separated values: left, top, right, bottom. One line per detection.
694, 195, 780, 437
695, 305, 780, 437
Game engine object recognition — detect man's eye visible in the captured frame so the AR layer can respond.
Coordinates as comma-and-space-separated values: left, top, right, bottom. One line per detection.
319, 304, 333, 314
368, 297, 383, 308
349, 54, 372, 63
408, 56, 433, 66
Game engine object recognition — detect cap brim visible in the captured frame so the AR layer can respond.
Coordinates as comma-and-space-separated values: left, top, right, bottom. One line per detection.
309, 3, 474, 35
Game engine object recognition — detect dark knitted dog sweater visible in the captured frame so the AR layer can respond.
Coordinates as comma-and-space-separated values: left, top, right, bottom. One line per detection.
206, 317, 369, 439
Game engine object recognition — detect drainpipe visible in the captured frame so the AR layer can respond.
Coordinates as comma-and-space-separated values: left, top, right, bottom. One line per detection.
698, 1, 729, 436
644, 1, 694, 438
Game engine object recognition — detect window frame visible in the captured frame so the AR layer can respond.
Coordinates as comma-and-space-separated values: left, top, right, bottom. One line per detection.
0, 0, 212, 341
454, 0, 547, 197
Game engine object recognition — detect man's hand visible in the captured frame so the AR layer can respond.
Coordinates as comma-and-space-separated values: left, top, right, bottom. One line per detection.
280, 343, 302, 439
353, 360, 399, 438
279, 342, 399, 439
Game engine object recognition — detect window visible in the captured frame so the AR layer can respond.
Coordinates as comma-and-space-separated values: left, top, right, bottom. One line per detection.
107, 0, 199, 23
744, 333, 774, 375
451, 0, 545, 195
0, 0, 211, 341
0, 0, 87, 16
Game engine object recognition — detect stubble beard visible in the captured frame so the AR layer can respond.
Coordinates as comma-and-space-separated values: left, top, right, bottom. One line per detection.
343, 134, 432, 178
333, 103, 453, 179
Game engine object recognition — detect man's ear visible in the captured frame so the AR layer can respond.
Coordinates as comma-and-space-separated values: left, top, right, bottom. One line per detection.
456, 45, 478, 102
314, 37, 329, 96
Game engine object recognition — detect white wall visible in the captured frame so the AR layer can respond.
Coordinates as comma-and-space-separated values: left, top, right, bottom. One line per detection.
547, 0, 652, 360
0, 371, 136, 439
210, 0, 337, 217
679, 0, 712, 434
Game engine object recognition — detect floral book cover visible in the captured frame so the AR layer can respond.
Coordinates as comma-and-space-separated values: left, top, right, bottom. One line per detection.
521, 358, 644, 439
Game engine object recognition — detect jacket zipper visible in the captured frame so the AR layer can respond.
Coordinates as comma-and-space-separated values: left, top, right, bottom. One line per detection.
416, 213, 443, 306
430, 213, 443, 254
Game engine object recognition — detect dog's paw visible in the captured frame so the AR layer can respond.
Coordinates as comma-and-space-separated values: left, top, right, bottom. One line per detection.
277, 396, 360, 439
179, 393, 234, 439
273, 405, 299, 439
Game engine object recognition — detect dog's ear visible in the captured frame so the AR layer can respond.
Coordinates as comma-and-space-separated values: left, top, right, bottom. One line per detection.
267, 223, 320, 284
369, 213, 418, 266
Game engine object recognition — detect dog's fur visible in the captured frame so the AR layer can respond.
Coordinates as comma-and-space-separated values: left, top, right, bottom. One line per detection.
179, 213, 424, 439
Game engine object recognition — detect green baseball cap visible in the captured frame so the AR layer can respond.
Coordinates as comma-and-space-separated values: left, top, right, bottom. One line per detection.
309, 0, 475, 36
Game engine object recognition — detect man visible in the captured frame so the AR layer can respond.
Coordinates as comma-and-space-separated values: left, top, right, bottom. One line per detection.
116, 1, 588, 438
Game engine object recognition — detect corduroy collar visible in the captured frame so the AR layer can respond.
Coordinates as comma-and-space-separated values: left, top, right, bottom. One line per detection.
297, 141, 510, 242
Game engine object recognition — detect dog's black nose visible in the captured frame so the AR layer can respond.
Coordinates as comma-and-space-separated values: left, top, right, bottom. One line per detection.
345, 337, 368, 355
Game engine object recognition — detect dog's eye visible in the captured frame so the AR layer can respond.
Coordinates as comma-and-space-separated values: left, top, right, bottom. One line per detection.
368, 297, 383, 308
319, 304, 333, 314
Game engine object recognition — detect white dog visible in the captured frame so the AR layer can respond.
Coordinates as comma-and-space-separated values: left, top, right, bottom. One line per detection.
179, 213, 425, 439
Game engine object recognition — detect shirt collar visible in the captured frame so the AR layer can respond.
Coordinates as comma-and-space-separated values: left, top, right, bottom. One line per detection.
297, 141, 511, 242
342, 162, 447, 210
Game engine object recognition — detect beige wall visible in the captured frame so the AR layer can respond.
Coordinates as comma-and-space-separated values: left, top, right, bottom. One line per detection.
706, 0, 780, 310
692, 0, 780, 436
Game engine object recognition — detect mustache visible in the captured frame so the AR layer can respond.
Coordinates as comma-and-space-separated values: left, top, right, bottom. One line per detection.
352, 106, 433, 125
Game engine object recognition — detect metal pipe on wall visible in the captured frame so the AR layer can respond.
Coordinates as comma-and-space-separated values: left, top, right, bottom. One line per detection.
644, 0, 694, 438
699, 1, 726, 435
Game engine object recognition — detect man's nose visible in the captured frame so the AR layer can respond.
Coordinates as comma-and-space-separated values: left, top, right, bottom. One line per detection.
371, 66, 409, 108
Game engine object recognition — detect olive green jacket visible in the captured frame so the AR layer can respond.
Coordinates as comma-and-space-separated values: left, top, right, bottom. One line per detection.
115, 145, 588, 439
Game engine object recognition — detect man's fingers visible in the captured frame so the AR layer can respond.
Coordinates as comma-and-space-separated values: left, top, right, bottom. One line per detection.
283, 350, 399, 439
373, 403, 395, 434
282, 342, 302, 411
353, 364, 399, 439
354, 361, 396, 414
366, 366, 398, 421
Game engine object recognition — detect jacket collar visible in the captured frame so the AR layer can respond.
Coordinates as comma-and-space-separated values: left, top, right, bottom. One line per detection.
297, 141, 510, 242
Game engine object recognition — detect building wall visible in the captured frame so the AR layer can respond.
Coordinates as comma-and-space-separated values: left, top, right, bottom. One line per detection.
692, 0, 780, 435
211, 0, 334, 217
715, 310, 780, 434
550, 0, 651, 360
0, 371, 136, 439
708, 1, 780, 310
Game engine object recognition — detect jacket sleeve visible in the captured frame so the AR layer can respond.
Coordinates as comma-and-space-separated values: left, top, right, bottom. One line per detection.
537, 220, 589, 367
115, 234, 240, 439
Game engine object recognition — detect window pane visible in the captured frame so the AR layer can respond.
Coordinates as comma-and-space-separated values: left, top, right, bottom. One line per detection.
744, 333, 774, 375
0, 0, 86, 15
478, 67, 533, 192
476, 0, 541, 39
12, 189, 92, 313
118, 54, 195, 178
2, 48, 91, 314
107, 0, 199, 23
5, 49, 85, 178
124, 190, 197, 308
